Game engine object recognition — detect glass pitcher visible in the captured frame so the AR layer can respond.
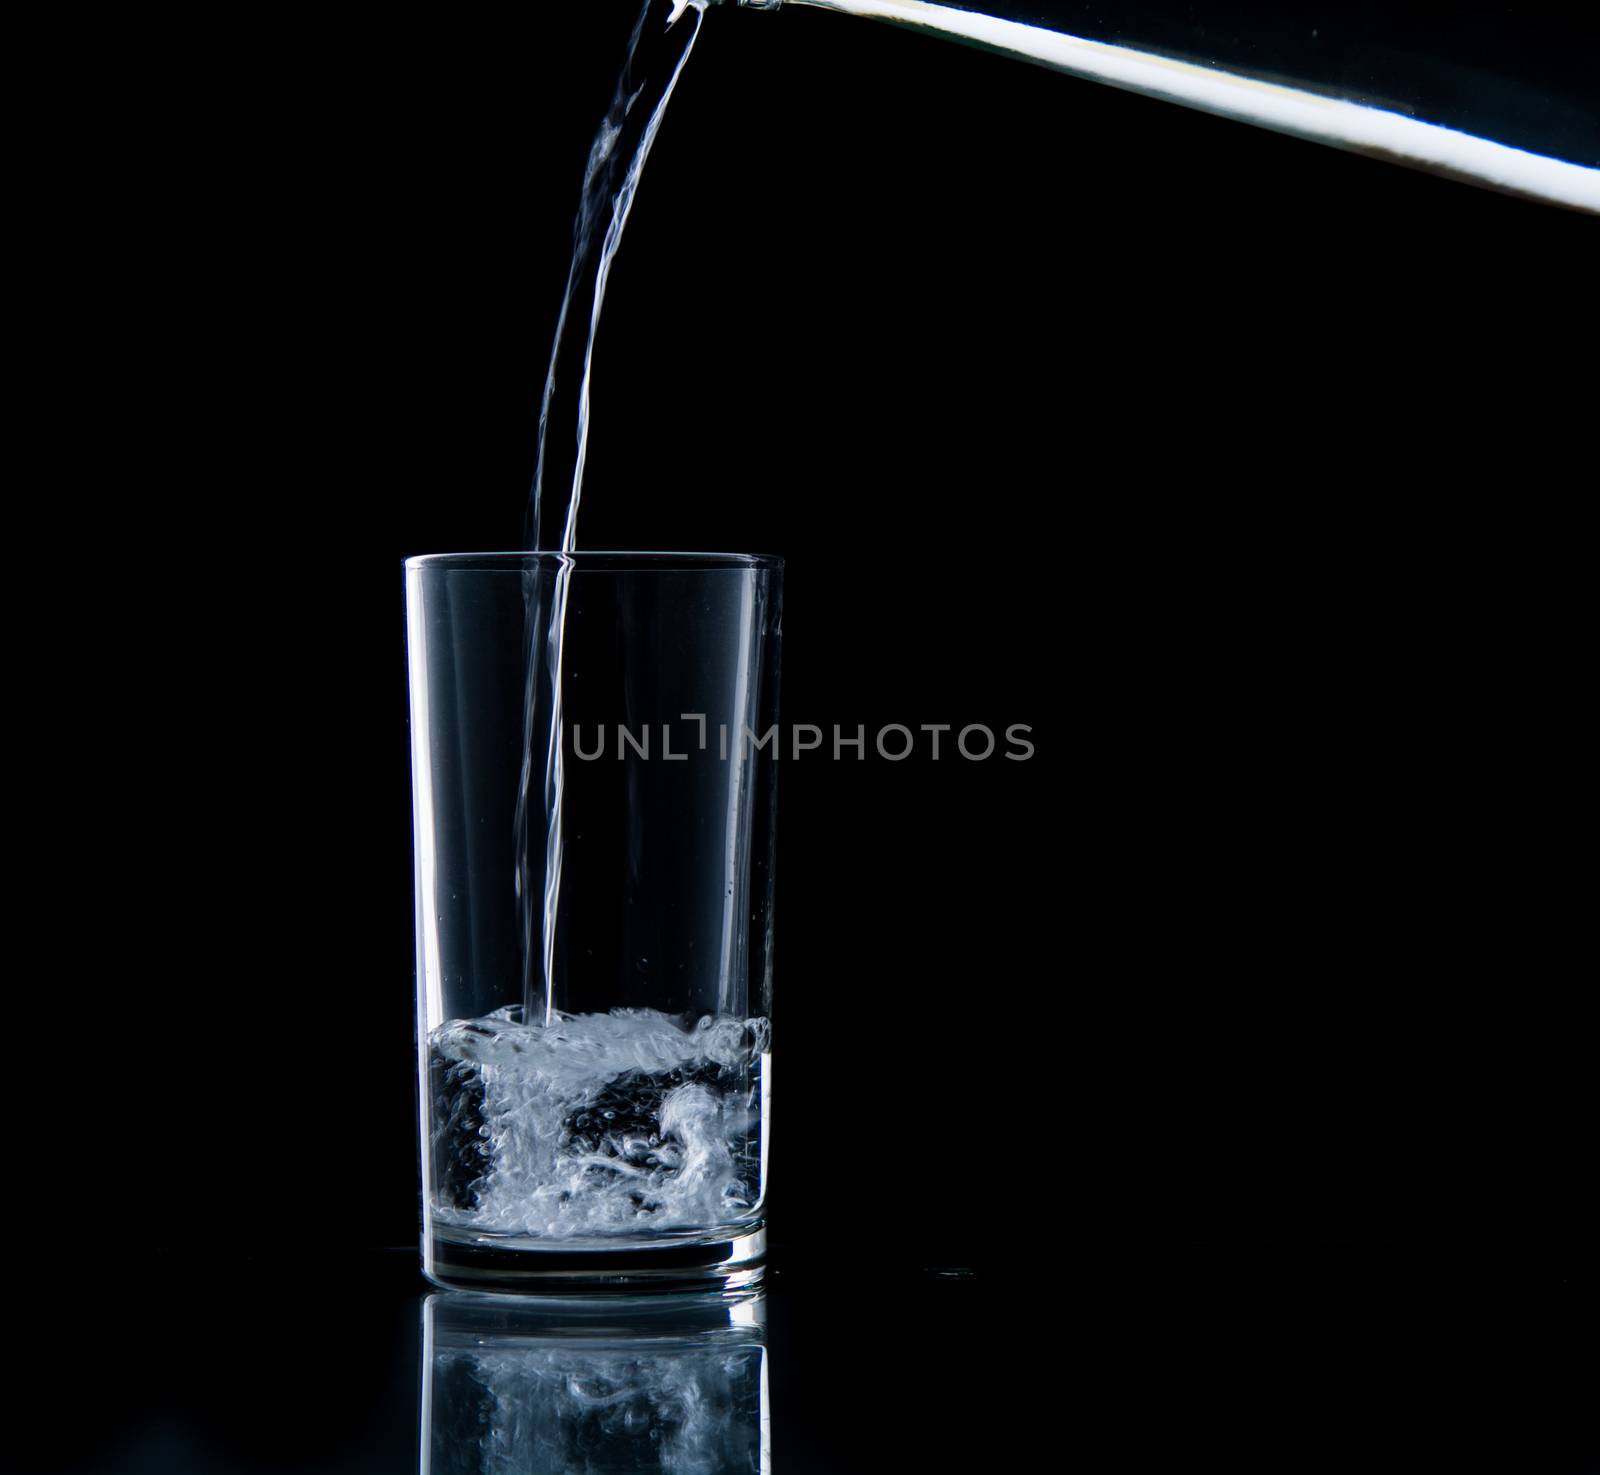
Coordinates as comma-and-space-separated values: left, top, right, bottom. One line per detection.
724, 0, 1598, 211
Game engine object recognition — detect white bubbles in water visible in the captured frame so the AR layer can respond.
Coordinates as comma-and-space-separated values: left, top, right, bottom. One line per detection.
429, 1007, 769, 1238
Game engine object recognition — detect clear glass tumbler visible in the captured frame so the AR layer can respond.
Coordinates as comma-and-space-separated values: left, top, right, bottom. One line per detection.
406, 553, 782, 1291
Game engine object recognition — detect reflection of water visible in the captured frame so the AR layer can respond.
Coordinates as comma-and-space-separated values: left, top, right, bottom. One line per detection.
422, 1291, 769, 1474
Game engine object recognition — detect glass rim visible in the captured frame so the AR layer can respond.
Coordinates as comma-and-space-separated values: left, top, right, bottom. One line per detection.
405, 550, 783, 572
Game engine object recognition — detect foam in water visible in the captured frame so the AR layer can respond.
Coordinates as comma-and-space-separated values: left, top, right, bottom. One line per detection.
429, 1007, 769, 1239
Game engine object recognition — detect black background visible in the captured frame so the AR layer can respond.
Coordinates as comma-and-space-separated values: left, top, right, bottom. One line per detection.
21, 2, 1596, 1470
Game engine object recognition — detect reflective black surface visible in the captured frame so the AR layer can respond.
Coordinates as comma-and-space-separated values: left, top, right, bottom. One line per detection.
8, 1247, 1596, 1473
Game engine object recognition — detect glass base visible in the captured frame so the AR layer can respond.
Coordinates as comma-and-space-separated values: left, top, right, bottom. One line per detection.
423, 1222, 767, 1295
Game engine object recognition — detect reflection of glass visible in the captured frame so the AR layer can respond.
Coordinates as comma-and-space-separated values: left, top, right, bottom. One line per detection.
422, 1291, 770, 1474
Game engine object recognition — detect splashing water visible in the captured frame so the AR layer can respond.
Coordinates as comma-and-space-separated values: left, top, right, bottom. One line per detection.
428, 1007, 770, 1239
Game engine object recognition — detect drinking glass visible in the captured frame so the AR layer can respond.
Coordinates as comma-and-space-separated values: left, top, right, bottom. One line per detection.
406, 552, 782, 1291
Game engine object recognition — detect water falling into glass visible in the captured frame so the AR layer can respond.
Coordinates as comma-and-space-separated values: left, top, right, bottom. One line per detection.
516, 0, 709, 1029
